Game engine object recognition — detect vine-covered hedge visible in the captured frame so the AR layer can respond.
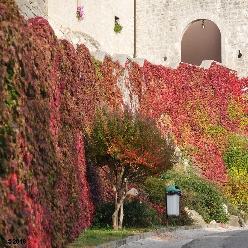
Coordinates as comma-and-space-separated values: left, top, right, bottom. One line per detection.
1, 1, 96, 247
1, 0, 248, 247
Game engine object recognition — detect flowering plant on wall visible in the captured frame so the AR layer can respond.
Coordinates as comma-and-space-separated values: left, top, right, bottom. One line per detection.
76, 6, 85, 21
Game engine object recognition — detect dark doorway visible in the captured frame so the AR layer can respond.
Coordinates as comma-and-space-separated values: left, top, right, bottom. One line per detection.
181, 19, 221, 66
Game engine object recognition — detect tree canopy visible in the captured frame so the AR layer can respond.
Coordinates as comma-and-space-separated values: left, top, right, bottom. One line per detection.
86, 108, 175, 229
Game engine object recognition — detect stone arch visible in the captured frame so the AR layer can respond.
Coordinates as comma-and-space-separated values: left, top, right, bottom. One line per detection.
177, 12, 227, 66
181, 19, 221, 66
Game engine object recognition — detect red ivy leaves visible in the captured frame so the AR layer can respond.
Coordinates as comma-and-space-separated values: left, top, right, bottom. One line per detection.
137, 61, 246, 182
1, 1, 247, 246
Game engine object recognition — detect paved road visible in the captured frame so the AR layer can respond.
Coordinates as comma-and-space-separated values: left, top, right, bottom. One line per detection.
182, 230, 248, 248
119, 226, 248, 248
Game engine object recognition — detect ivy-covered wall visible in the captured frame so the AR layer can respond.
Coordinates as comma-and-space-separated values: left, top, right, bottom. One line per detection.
1, 0, 248, 247
0, 1, 96, 246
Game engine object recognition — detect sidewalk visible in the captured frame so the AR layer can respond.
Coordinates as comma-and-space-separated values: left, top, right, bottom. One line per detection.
95, 224, 248, 248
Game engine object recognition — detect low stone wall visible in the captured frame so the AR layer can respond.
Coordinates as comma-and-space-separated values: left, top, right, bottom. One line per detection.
15, 0, 48, 19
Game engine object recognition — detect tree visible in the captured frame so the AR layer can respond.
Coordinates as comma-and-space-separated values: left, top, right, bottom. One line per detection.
86, 108, 175, 230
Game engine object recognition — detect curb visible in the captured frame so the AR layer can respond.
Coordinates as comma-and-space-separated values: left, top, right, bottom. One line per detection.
95, 225, 207, 248
95, 222, 247, 248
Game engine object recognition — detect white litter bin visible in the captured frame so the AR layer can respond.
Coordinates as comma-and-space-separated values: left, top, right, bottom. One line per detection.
166, 185, 181, 216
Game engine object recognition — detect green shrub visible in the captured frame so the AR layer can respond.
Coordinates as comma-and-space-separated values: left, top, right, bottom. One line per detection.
141, 177, 194, 226
143, 168, 229, 224
123, 199, 159, 227
141, 177, 166, 206
92, 199, 161, 228
114, 22, 123, 33
163, 169, 229, 223
92, 202, 114, 228
167, 201, 194, 227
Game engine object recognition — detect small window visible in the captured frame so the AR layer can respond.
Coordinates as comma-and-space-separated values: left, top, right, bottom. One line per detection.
115, 16, 120, 24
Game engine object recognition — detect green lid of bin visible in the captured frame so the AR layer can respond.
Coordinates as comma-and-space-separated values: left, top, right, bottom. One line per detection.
166, 185, 181, 195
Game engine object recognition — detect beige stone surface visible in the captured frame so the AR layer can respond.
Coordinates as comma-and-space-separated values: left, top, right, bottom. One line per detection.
227, 215, 240, 227
184, 207, 206, 226
14, 0, 248, 77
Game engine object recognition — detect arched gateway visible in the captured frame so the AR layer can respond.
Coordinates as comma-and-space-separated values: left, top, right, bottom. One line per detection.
181, 19, 221, 66
177, 12, 227, 68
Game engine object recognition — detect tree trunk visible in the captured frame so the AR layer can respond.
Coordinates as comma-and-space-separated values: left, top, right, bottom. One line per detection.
119, 178, 128, 229
112, 198, 125, 230
112, 178, 128, 230
112, 210, 119, 230
112, 189, 120, 230
119, 201, 124, 229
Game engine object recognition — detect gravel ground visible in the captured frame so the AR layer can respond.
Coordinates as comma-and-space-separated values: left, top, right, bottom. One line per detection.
118, 225, 248, 248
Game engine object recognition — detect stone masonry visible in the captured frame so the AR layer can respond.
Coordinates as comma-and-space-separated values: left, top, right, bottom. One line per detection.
14, 0, 48, 19
14, 0, 248, 77
136, 0, 248, 77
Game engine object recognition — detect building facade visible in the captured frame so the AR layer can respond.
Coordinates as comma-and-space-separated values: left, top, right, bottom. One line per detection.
15, 0, 248, 77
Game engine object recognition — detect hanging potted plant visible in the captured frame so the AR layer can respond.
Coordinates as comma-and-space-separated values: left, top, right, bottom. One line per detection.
76, 6, 85, 21
114, 21, 123, 34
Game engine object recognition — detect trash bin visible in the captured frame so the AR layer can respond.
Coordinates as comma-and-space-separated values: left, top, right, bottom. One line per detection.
166, 185, 181, 216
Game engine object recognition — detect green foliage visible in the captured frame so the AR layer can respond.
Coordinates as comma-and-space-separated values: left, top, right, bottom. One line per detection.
167, 201, 195, 227
223, 134, 248, 212
223, 134, 248, 173
141, 177, 166, 206
160, 169, 229, 223
92, 199, 159, 228
225, 199, 248, 226
67, 227, 152, 248
141, 177, 194, 226
207, 125, 227, 137
123, 199, 159, 227
142, 169, 229, 224
224, 168, 248, 213
93, 58, 103, 79
114, 22, 123, 33
227, 97, 244, 121
92, 202, 114, 228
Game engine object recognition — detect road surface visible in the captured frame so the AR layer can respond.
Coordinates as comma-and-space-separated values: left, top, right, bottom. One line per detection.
182, 229, 248, 248
119, 226, 248, 248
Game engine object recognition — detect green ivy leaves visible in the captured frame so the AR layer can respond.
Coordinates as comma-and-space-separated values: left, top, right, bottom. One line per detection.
114, 22, 123, 34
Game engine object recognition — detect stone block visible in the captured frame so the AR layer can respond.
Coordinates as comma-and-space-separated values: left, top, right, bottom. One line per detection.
227, 215, 240, 227
91, 51, 108, 62
132, 58, 145, 67
112, 54, 132, 67
167, 61, 179, 69
127, 187, 138, 196
209, 220, 219, 228
184, 207, 206, 226
200, 60, 215, 69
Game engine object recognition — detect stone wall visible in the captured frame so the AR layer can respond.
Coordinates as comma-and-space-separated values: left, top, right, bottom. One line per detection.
136, 0, 248, 77
15, 0, 134, 55
15, 0, 48, 19
47, 0, 134, 55
14, 0, 248, 77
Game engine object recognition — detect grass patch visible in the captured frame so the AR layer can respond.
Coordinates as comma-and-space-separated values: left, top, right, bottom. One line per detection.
66, 227, 158, 247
